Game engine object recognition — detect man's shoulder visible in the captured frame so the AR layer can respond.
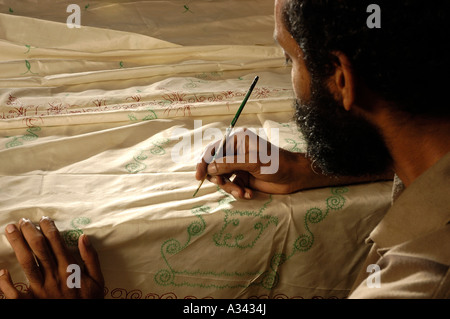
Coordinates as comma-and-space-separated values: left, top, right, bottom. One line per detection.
386, 223, 450, 266
349, 224, 450, 299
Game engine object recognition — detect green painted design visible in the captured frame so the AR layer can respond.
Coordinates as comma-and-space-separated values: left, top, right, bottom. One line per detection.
128, 108, 157, 122
128, 114, 138, 121
213, 196, 277, 249
155, 205, 208, 286
154, 195, 279, 289
62, 217, 91, 246
183, 5, 193, 13
21, 60, 38, 75
273, 187, 348, 263
125, 138, 170, 174
5, 126, 41, 148
154, 187, 348, 291
182, 78, 209, 90
285, 138, 304, 152
217, 187, 235, 206
263, 187, 349, 289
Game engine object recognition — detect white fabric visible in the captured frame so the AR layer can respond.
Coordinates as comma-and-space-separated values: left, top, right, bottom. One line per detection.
0, 0, 392, 299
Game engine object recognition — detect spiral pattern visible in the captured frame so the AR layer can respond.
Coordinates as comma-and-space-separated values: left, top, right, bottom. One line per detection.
294, 234, 313, 252
63, 229, 82, 246
126, 289, 143, 299
136, 151, 148, 161
111, 288, 127, 299
306, 207, 324, 224
110, 288, 143, 299
6, 138, 22, 148
253, 221, 263, 230
326, 195, 345, 210
160, 292, 177, 299
187, 220, 205, 237
154, 269, 174, 286
261, 271, 279, 290
150, 145, 165, 155
125, 161, 146, 174
162, 238, 182, 255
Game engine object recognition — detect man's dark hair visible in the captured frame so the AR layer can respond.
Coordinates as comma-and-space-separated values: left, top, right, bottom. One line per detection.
283, 0, 449, 117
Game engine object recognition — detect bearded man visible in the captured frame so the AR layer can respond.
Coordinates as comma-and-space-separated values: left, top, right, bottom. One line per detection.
196, 0, 450, 298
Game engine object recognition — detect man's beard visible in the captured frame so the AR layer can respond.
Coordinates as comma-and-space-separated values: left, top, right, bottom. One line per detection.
294, 79, 392, 177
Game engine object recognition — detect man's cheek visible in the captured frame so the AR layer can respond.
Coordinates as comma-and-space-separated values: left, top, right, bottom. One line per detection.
291, 67, 311, 102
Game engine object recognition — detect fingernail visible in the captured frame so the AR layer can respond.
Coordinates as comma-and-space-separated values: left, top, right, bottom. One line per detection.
0, 269, 5, 277
244, 192, 251, 199
231, 191, 239, 198
210, 177, 218, 184
40, 216, 52, 222
6, 224, 16, 234
19, 218, 30, 226
208, 162, 217, 174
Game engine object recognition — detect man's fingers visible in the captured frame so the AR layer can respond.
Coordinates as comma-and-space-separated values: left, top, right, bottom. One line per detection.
38, 217, 74, 267
4, 223, 43, 286
195, 159, 208, 181
19, 219, 59, 278
195, 129, 266, 198
78, 234, 104, 288
196, 128, 261, 179
231, 174, 254, 199
0, 269, 22, 299
206, 157, 258, 177
195, 139, 223, 180
209, 172, 254, 200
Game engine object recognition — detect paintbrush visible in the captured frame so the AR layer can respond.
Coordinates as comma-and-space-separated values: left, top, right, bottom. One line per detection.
193, 75, 259, 197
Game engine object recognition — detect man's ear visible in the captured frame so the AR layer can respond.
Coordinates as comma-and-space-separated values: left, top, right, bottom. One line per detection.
330, 51, 356, 111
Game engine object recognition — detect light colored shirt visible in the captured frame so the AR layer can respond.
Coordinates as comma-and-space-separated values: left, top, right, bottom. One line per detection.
349, 152, 450, 298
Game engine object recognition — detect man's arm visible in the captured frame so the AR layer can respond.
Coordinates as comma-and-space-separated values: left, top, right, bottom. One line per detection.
196, 129, 393, 199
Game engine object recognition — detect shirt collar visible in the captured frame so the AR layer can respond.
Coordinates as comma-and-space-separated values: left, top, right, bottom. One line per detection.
368, 152, 450, 249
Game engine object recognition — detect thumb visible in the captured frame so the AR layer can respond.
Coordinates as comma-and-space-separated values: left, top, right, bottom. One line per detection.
78, 234, 104, 286
0, 269, 22, 299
